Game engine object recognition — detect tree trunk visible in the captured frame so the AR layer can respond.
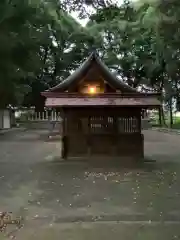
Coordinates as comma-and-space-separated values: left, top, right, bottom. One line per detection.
10, 109, 16, 127
158, 107, 162, 126
161, 107, 167, 126
158, 77, 168, 126
169, 97, 173, 128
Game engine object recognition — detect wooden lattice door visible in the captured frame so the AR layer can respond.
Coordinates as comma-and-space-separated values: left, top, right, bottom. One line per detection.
89, 116, 116, 155
64, 108, 143, 159
65, 112, 116, 157
65, 115, 89, 157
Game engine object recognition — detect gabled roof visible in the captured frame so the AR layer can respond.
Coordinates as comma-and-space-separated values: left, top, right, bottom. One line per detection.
47, 52, 137, 93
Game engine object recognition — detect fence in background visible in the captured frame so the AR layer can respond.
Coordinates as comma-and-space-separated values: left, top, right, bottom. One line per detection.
16, 110, 62, 130
17, 110, 152, 130
27, 111, 62, 122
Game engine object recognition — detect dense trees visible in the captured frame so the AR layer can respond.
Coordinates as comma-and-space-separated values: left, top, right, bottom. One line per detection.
1, 0, 180, 124
79, 0, 180, 124
0, 0, 93, 109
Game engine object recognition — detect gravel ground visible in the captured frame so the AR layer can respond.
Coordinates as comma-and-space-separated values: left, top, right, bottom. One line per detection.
0, 129, 180, 239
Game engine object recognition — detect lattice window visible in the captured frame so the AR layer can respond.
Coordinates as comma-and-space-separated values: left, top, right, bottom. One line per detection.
89, 116, 114, 134
118, 117, 138, 133
66, 115, 139, 135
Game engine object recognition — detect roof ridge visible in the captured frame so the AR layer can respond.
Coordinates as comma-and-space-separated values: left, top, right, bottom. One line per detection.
46, 52, 137, 93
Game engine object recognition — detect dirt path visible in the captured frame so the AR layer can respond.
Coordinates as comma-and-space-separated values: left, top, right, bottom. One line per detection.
0, 129, 180, 239
144, 129, 180, 162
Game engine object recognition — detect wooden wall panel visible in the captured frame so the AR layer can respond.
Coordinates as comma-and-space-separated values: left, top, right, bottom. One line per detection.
63, 107, 143, 159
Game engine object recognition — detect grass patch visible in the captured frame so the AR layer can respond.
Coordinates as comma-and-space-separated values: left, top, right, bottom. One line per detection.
149, 115, 180, 129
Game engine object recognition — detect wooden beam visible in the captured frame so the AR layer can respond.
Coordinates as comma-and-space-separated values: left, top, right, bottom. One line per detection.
61, 108, 67, 160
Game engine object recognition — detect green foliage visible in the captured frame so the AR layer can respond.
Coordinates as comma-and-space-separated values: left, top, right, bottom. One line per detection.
87, 0, 180, 100
1, 0, 180, 119
0, 0, 95, 109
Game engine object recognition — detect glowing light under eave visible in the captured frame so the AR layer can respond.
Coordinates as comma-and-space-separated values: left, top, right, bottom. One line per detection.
88, 86, 96, 94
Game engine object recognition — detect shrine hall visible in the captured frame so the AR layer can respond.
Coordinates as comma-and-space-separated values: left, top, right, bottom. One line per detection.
42, 52, 161, 160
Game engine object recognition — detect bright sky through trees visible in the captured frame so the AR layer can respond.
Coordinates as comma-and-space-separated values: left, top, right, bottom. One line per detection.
70, 0, 137, 26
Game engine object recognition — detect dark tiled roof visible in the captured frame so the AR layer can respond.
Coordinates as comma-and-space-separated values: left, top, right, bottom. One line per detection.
47, 52, 137, 93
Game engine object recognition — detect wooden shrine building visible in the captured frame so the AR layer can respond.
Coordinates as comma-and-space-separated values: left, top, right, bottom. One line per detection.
42, 52, 161, 160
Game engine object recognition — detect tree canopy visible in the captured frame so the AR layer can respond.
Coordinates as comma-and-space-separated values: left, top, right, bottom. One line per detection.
1, 0, 180, 121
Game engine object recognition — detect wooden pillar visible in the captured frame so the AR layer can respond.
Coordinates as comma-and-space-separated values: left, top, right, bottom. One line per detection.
138, 109, 144, 159
140, 134, 144, 159
137, 109, 142, 133
113, 115, 118, 156
142, 109, 145, 119
61, 108, 67, 160
87, 116, 91, 157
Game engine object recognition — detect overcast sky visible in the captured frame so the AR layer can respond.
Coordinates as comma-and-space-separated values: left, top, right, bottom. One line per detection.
70, 0, 137, 26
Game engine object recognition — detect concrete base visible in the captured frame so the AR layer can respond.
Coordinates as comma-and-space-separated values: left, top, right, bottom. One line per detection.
0, 109, 11, 129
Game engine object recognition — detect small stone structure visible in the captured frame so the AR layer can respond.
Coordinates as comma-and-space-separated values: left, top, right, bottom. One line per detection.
0, 109, 11, 129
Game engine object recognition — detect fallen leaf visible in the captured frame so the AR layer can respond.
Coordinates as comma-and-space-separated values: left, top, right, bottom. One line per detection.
9, 236, 16, 239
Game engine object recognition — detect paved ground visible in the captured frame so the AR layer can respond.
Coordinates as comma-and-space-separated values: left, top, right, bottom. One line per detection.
0, 129, 180, 239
